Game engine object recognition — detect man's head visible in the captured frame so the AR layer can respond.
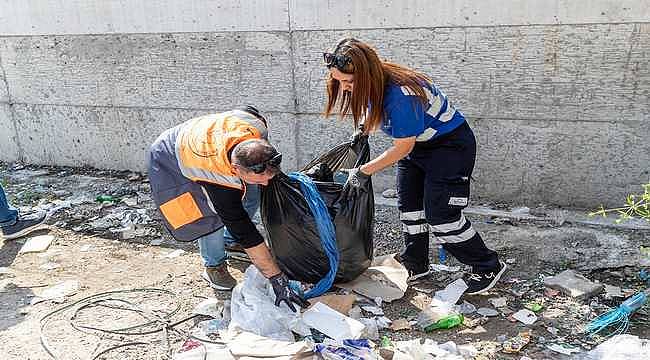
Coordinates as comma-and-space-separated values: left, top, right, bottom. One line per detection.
231, 139, 281, 185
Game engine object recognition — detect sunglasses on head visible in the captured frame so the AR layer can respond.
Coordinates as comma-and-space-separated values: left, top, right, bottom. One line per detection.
246, 152, 282, 174
323, 52, 352, 70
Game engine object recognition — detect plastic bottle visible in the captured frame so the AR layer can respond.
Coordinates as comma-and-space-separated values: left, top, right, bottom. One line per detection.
438, 246, 447, 263
423, 313, 464, 332
96, 195, 116, 203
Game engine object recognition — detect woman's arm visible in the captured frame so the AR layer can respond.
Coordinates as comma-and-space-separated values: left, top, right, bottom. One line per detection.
359, 136, 416, 175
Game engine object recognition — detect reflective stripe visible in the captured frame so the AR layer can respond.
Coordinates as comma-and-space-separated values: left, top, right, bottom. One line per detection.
435, 227, 476, 244
402, 223, 429, 235
200, 185, 218, 215
180, 164, 241, 188
229, 110, 268, 139
416, 127, 437, 142
429, 215, 467, 233
159, 192, 203, 230
438, 102, 456, 123
400, 210, 425, 221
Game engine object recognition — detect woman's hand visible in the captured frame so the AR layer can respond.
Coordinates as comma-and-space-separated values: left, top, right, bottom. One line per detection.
360, 136, 416, 175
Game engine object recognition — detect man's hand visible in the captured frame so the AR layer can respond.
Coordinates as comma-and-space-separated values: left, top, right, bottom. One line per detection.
269, 273, 310, 312
340, 167, 371, 200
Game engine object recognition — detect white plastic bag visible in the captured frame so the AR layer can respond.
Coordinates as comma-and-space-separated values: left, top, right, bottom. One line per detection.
228, 265, 309, 341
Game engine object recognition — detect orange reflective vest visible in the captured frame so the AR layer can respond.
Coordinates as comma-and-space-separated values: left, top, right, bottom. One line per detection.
148, 110, 268, 241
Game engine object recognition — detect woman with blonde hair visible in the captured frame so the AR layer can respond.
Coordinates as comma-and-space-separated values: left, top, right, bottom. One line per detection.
324, 38, 505, 295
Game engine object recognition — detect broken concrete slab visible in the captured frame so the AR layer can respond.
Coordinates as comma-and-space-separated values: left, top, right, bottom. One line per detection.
543, 270, 604, 299
19, 234, 54, 254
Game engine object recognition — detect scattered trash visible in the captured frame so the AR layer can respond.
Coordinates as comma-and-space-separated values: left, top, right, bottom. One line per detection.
505, 258, 516, 264
79, 244, 92, 252
579, 335, 650, 360
96, 195, 117, 203
309, 294, 357, 315
430, 264, 461, 272
121, 196, 138, 207
390, 318, 411, 331
150, 238, 164, 246
544, 288, 560, 297
338, 254, 408, 302
164, 249, 186, 258
502, 331, 531, 354
361, 305, 384, 316
477, 307, 499, 317
546, 343, 581, 355
39, 262, 60, 270
32, 280, 79, 304
543, 269, 604, 299
525, 301, 544, 313
315, 339, 377, 360
19, 235, 54, 254
604, 284, 625, 298
586, 288, 650, 337
459, 325, 487, 335
417, 279, 467, 332
358, 318, 380, 340
382, 188, 398, 198
392, 338, 476, 359
348, 305, 362, 320
456, 300, 477, 315
512, 309, 537, 325
192, 297, 223, 318
229, 266, 308, 341
302, 302, 366, 341
226, 331, 309, 358
488, 297, 508, 308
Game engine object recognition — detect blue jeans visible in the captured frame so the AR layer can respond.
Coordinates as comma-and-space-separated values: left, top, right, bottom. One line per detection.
0, 184, 18, 227
198, 184, 260, 267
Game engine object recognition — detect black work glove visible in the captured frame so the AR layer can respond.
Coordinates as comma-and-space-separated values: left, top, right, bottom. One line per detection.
340, 167, 371, 200
269, 273, 310, 312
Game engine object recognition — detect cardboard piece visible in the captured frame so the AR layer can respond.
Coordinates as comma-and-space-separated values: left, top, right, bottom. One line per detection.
338, 254, 408, 302
308, 294, 356, 316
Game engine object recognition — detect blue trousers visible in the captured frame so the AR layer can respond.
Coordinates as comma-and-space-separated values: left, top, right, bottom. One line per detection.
0, 184, 18, 227
198, 184, 260, 267
398, 122, 499, 273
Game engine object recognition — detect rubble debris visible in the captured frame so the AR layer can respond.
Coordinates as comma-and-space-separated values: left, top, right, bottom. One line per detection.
512, 309, 538, 325
302, 302, 365, 341
543, 269, 604, 299
546, 343, 581, 355
390, 318, 411, 331
164, 249, 186, 258
502, 331, 531, 354
476, 308, 499, 317
488, 297, 508, 308
19, 234, 54, 254
604, 284, 625, 298
382, 188, 398, 198
338, 254, 408, 302
456, 300, 477, 315
192, 297, 224, 318
39, 262, 60, 271
361, 305, 384, 316
32, 280, 80, 304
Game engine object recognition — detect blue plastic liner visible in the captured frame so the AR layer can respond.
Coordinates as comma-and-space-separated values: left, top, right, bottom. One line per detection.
288, 172, 339, 298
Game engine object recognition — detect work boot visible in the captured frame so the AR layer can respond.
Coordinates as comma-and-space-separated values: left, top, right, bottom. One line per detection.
464, 261, 507, 295
1, 211, 48, 240
202, 263, 237, 290
225, 243, 250, 262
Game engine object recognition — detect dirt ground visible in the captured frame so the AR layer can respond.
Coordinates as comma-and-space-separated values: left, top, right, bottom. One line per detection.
1, 163, 649, 359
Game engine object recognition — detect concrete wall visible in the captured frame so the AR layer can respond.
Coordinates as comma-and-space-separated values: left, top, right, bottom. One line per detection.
0, 0, 648, 207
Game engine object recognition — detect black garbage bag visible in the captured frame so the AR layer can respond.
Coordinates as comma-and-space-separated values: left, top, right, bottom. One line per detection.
261, 137, 374, 284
